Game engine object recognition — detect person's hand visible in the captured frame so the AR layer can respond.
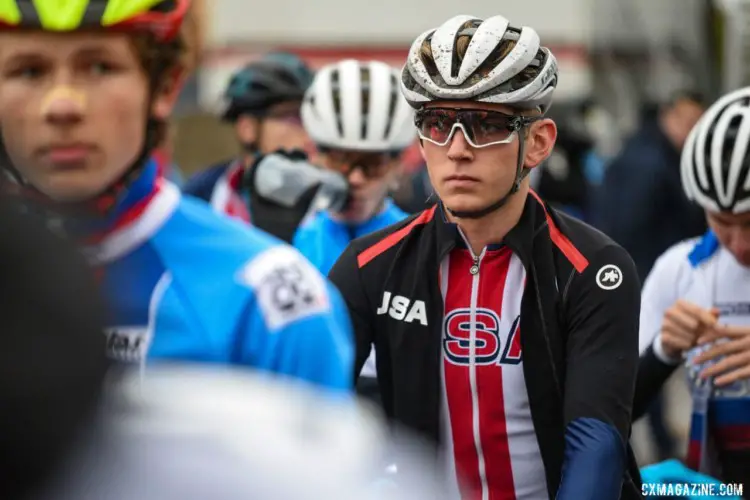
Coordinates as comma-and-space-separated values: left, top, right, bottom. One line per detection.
694, 324, 750, 386
660, 300, 719, 359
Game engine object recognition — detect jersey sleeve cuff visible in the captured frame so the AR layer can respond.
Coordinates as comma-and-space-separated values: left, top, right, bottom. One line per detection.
652, 334, 682, 365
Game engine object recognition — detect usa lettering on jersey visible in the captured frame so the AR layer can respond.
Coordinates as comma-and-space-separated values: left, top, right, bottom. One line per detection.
443, 308, 522, 365
238, 246, 329, 331
377, 291, 428, 326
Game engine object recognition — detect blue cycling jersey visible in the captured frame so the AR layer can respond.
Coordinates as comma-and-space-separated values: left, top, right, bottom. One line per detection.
293, 200, 406, 381
182, 160, 233, 205
293, 199, 408, 276
90, 161, 354, 391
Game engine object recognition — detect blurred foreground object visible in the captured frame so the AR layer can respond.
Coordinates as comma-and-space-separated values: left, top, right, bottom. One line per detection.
0, 199, 109, 500
38, 366, 444, 500
245, 151, 349, 243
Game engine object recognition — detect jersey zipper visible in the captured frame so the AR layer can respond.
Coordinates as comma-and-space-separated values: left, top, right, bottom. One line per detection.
460, 230, 490, 500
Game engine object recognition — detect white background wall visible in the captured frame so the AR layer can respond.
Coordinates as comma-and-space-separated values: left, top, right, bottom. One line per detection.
206, 0, 594, 46
199, 0, 596, 109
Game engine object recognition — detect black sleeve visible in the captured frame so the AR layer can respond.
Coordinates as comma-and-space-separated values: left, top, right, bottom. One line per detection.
632, 344, 681, 421
563, 244, 640, 436
556, 244, 641, 500
328, 243, 376, 384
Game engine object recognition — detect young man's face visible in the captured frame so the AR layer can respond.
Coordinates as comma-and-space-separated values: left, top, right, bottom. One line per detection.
317, 149, 400, 223
235, 101, 313, 157
419, 101, 556, 215
0, 32, 173, 202
707, 210, 750, 267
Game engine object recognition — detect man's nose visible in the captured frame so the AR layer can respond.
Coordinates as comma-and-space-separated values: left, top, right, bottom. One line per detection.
446, 126, 473, 160
41, 86, 85, 125
347, 165, 367, 187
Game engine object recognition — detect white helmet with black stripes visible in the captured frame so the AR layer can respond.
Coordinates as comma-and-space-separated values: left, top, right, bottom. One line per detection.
301, 59, 415, 152
400, 14, 558, 113
682, 86, 750, 213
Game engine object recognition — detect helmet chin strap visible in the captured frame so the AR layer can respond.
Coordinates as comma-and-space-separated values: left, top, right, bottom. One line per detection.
446, 128, 530, 220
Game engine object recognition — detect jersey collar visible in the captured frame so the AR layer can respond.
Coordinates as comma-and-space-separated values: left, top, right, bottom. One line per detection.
688, 230, 720, 268
434, 190, 545, 261
210, 160, 251, 222
83, 161, 180, 265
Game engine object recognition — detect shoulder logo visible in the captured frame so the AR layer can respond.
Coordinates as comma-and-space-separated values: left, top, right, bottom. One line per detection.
595, 264, 623, 290
237, 246, 330, 331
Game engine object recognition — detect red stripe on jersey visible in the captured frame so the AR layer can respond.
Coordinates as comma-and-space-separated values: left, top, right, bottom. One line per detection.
225, 165, 251, 222
476, 248, 517, 500
714, 424, 750, 451
529, 189, 588, 272
357, 205, 436, 268
444, 249, 483, 499
443, 247, 517, 500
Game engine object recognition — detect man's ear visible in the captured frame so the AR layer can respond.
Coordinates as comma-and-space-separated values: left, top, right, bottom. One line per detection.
151, 68, 187, 120
418, 138, 426, 161
524, 119, 557, 168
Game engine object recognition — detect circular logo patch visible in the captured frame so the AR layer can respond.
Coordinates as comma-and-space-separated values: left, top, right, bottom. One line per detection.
595, 264, 623, 290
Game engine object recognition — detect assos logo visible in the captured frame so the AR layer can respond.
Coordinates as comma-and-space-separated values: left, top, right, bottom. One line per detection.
443, 308, 522, 365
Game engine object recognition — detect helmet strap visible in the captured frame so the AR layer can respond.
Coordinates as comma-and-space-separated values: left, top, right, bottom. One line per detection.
446, 128, 530, 219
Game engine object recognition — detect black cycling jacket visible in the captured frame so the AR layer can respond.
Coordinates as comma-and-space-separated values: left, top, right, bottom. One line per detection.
329, 190, 643, 500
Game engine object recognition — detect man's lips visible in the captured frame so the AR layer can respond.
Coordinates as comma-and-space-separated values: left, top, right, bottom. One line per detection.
38, 143, 94, 166
444, 174, 480, 184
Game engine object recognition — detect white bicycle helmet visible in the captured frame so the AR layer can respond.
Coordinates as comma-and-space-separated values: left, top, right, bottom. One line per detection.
301, 59, 415, 152
682, 86, 750, 214
400, 14, 558, 113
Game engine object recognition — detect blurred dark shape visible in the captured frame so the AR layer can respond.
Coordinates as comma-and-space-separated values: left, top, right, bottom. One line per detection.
0, 198, 109, 500
393, 164, 434, 214
536, 100, 596, 220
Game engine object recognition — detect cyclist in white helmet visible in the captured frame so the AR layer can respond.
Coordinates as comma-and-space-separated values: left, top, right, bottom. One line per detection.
295, 59, 415, 275
635, 87, 750, 490
327, 14, 642, 500
294, 59, 415, 402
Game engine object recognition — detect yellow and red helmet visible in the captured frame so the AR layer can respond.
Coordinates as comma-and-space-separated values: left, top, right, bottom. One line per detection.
0, 0, 189, 42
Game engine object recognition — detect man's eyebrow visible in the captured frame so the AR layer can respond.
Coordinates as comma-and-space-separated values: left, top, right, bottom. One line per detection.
1, 50, 48, 65
71, 44, 118, 59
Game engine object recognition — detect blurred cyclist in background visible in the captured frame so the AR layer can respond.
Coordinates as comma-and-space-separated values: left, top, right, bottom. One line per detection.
183, 53, 314, 220
295, 59, 414, 274
635, 87, 750, 491
294, 59, 415, 402
0, 0, 353, 389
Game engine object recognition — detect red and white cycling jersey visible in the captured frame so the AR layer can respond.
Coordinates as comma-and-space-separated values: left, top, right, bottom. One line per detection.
439, 238, 547, 500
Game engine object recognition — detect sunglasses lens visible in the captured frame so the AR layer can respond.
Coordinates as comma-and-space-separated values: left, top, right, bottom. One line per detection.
471, 114, 515, 146
326, 152, 392, 179
417, 109, 519, 147
418, 110, 456, 145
